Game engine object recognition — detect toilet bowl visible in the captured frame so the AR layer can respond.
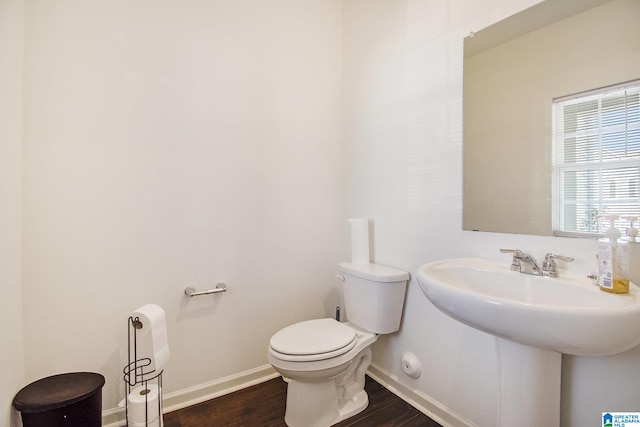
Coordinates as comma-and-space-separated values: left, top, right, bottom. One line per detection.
268, 319, 377, 427
268, 262, 409, 427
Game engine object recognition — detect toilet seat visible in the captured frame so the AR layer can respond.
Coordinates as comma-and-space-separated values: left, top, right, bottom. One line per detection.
269, 318, 357, 362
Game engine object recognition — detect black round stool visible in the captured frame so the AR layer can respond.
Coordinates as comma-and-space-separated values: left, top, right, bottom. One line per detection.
13, 372, 105, 427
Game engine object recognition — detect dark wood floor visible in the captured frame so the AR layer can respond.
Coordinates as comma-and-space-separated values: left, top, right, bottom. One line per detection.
163, 375, 442, 427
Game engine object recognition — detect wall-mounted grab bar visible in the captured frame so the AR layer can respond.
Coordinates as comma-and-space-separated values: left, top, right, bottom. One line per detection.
184, 283, 227, 297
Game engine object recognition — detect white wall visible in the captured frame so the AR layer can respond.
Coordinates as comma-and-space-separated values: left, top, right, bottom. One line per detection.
342, 1, 640, 426
21, 0, 343, 412
0, 0, 26, 425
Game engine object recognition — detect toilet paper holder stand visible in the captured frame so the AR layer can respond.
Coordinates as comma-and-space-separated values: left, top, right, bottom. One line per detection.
123, 316, 163, 427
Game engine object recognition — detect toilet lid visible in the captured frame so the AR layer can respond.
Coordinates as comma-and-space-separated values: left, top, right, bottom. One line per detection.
270, 318, 357, 361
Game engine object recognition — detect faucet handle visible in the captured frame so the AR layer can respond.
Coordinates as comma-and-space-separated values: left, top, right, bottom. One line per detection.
542, 253, 574, 277
499, 248, 524, 257
500, 249, 525, 271
544, 253, 574, 263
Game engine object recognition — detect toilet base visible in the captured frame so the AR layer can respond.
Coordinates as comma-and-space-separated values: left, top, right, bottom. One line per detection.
336, 389, 368, 422
282, 347, 372, 427
284, 380, 369, 427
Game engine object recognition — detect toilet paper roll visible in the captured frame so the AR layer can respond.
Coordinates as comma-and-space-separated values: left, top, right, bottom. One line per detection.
131, 304, 170, 374
131, 304, 167, 339
129, 417, 161, 427
128, 384, 161, 425
349, 218, 370, 264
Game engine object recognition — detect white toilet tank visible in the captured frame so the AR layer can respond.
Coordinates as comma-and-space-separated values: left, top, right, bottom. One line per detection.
338, 262, 409, 334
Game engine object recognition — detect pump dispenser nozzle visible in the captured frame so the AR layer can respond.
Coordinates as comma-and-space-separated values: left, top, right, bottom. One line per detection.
622, 216, 638, 243
599, 214, 620, 240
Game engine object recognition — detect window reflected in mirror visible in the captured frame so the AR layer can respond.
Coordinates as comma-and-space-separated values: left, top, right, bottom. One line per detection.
552, 80, 640, 238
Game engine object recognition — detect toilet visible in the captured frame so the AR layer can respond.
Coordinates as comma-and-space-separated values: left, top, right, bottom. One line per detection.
268, 261, 409, 427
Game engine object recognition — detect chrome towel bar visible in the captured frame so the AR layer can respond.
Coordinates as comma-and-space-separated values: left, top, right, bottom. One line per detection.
184, 283, 227, 297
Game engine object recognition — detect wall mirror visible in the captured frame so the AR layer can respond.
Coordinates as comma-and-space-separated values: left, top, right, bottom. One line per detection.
463, 0, 640, 236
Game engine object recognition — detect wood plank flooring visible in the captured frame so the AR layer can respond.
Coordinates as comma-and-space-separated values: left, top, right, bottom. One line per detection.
163, 375, 442, 427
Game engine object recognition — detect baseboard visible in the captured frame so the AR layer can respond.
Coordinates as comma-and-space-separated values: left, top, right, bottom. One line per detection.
367, 363, 478, 427
103, 362, 474, 427
102, 364, 280, 427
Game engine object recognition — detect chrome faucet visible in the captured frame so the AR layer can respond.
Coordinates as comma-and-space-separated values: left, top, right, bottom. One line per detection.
500, 249, 573, 277
501, 249, 541, 275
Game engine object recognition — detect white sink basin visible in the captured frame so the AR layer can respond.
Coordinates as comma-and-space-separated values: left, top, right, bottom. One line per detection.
417, 258, 640, 356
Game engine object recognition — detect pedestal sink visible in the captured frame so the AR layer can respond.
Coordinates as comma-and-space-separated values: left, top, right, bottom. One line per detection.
416, 258, 640, 427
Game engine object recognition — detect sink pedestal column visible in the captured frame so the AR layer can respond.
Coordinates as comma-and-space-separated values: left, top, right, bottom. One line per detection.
496, 338, 561, 427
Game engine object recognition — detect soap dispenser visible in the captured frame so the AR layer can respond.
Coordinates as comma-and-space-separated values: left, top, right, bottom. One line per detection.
623, 216, 638, 243
598, 215, 629, 294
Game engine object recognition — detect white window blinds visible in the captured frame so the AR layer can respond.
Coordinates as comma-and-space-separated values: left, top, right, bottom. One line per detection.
552, 80, 640, 237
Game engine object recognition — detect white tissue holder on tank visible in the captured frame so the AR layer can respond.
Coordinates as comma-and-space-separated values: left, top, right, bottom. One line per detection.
124, 304, 170, 427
